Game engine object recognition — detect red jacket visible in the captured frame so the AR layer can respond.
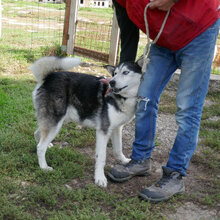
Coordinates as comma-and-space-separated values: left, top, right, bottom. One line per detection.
116, 0, 220, 51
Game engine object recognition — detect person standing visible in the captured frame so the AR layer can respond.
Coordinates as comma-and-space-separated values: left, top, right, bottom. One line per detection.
107, 0, 220, 203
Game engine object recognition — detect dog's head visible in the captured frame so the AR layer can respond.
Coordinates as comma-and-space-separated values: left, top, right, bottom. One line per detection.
106, 61, 142, 98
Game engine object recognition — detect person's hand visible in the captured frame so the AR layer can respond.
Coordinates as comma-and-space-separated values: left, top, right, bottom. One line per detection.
100, 77, 112, 97
99, 77, 111, 85
149, 0, 175, 11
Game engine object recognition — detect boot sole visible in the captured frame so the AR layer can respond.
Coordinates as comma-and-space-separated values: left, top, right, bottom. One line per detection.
107, 170, 151, 183
138, 186, 185, 203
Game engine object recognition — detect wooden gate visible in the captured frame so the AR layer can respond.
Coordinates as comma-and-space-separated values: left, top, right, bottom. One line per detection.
62, 0, 120, 65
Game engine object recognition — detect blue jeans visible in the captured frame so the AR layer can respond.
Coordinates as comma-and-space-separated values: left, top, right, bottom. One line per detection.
131, 19, 220, 176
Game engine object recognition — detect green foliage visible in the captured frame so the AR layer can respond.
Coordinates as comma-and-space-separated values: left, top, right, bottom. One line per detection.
212, 68, 220, 75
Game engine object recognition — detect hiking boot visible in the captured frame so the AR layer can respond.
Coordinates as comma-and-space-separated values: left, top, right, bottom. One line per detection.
107, 158, 151, 182
139, 167, 185, 203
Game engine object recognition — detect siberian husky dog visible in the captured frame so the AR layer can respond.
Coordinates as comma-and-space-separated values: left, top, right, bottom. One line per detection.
31, 56, 142, 187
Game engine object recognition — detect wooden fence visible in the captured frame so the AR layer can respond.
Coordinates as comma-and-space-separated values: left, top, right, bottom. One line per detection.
62, 0, 120, 65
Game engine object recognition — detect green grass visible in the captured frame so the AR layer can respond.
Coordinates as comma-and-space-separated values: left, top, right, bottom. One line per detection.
79, 7, 113, 15
1, 59, 219, 219
0, 4, 161, 218
200, 91, 220, 151
0, 1, 220, 219
0, 68, 162, 219
158, 93, 177, 114
212, 68, 220, 75
3, 0, 66, 10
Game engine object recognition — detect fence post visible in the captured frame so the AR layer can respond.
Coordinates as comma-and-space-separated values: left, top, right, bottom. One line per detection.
108, 10, 120, 65
62, 0, 71, 53
66, 0, 79, 55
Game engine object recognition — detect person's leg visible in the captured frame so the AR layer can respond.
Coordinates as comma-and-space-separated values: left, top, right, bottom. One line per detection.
108, 44, 178, 182
112, 0, 139, 63
165, 19, 220, 176
140, 19, 220, 203
131, 45, 178, 161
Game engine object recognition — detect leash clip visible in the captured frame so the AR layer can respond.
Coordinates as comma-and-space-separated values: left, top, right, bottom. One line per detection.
142, 57, 150, 74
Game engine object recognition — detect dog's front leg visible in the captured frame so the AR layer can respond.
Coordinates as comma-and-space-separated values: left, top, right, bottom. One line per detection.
111, 126, 131, 164
95, 130, 109, 187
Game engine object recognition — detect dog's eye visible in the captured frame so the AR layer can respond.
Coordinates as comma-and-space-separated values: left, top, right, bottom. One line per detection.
123, 71, 129, 75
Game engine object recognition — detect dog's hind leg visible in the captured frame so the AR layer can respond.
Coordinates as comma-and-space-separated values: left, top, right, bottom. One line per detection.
35, 128, 54, 148
37, 119, 64, 171
111, 126, 131, 165
95, 130, 110, 187
34, 128, 40, 143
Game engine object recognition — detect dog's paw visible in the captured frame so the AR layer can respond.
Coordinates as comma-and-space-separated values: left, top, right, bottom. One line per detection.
95, 175, 107, 187
41, 166, 53, 171
120, 157, 131, 165
48, 143, 54, 148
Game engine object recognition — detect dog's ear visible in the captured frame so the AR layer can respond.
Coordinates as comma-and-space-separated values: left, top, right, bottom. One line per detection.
104, 65, 115, 76
135, 55, 144, 68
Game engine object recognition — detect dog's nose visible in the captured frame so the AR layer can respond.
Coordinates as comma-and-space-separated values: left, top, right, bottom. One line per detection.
110, 80, 116, 88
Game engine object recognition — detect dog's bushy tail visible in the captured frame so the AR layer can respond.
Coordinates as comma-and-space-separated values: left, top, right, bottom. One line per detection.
30, 56, 81, 84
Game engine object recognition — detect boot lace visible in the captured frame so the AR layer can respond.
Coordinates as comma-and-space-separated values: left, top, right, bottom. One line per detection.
155, 175, 171, 188
125, 159, 138, 168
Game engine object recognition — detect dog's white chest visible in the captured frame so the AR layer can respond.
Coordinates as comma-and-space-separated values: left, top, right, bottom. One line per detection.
108, 98, 136, 128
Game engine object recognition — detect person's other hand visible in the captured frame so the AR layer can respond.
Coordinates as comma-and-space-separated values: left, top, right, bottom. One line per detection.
149, 0, 175, 11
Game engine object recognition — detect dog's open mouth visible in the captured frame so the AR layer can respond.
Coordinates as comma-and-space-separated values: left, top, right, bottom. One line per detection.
112, 85, 128, 94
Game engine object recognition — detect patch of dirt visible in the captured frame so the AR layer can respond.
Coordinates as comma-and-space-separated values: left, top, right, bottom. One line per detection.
164, 202, 218, 220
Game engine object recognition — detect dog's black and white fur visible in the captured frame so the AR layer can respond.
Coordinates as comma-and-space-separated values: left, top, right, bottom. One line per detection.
31, 56, 142, 187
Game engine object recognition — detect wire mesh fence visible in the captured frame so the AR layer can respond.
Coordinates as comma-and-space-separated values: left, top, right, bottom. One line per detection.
70, 5, 116, 63
74, 20, 113, 62
1, 0, 220, 72
1, 0, 65, 59
1, 0, 117, 62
